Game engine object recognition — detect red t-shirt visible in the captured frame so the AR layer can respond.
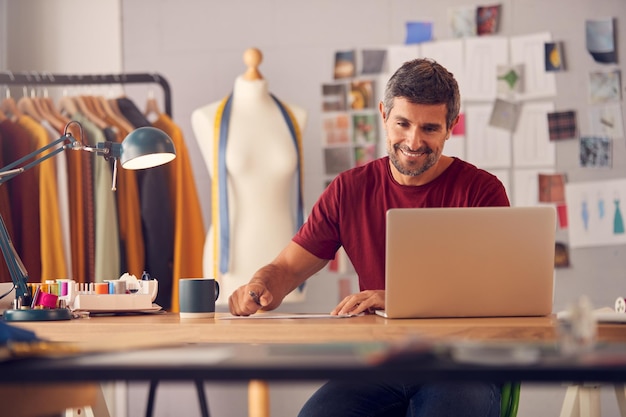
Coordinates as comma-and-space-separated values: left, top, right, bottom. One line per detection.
293, 157, 510, 291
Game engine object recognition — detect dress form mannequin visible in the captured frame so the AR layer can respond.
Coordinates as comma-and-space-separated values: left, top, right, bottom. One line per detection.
191, 48, 308, 306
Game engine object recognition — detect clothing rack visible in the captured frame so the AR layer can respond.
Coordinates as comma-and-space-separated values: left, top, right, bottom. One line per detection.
0, 72, 172, 116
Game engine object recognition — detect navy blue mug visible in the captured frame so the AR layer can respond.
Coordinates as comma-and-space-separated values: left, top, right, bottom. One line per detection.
179, 278, 220, 318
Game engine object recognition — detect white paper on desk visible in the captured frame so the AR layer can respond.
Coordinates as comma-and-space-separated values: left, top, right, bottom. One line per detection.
219, 313, 362, 320
557, 307, 626, 323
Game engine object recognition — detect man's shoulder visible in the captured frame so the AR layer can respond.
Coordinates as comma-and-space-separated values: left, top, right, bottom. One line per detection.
449, 157, 495, 177
336, 157, 388, 182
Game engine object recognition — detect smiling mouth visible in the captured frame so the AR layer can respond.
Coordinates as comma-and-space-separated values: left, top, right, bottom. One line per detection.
399, 147, 431, 158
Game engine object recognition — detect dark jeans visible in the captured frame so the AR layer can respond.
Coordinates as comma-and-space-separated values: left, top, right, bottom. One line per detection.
298, 380, 501, 417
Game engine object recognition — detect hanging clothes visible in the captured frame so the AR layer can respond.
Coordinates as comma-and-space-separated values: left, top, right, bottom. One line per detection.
152, 113, 205, 312
63, 120, 89, 283
73, 113, 121, 282
117, 97, 174, 310
0, 127, 13, 283
0, 119, 42, 283
16, 115, 68, 281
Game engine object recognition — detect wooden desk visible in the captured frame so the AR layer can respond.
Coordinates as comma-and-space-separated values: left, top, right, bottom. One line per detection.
12, 312, 626, 347
7, 313, 626, 417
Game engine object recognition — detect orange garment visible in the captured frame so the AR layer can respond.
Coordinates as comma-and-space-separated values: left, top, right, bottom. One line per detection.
16, 115, 68, 281
104, 118, 145, 278
152, 114, 205, 311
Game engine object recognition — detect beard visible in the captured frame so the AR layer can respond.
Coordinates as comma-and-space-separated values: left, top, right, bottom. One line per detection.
388, 143, 438, 177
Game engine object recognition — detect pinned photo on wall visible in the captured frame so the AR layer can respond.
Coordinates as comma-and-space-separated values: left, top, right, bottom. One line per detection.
448, 5, 477, 38
589, 70, 622, 103
361, 49, 387, 75
545, 42, 566, 71
405, 21, 433, 44
321, 83, 348, 112
321, 114, 350, 146
585, 18, 617, 64
333, 50, 356, 79
579, 136, 612, 168
497, 64, 524, 97
354, 145, 377, 167
489, 98, 522, 132
547, 110, 577, 141
589, 103, 625, 139
476, 4, 501, 36
349, 80, 376, 110
554, 242, 570, 268
352, 113, 378, 146
538, 173, 567, 204
556, 205, 569, 229
324, 147, 353, 175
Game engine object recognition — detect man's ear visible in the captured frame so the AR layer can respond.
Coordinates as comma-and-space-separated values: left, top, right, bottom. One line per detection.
378, 101, 386, 121
447, 115, 460, 138
449, 115, 460, 131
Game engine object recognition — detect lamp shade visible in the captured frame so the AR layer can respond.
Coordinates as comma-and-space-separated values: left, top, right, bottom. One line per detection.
120, 127, 176, 170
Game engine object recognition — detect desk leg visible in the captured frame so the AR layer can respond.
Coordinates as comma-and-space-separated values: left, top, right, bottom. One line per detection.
614, 385, 626, 417
249, 379, 270, 417
559, 385, 601, 417
66, 384, 111, 417
560, 385, 581, 417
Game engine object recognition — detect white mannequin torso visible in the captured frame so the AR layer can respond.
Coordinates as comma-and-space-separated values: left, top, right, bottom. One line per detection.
191, 76, 307, 304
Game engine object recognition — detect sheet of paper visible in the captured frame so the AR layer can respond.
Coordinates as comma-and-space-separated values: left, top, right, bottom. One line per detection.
557, 307, 626, 323
512, 168, 555, 207
465, 103, 511, 168
219, 313, 362, 320
565, 178, 626, 248
510, 32, 557, 100
386, 44, 421, 73
513, 101, 556, 167
464, 36, 509, 100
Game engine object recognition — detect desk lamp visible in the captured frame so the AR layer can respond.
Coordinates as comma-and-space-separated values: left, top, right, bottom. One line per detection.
0, 121, 176, 321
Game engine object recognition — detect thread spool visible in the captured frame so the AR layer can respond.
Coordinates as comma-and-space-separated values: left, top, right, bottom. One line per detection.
95, 283, 109, 294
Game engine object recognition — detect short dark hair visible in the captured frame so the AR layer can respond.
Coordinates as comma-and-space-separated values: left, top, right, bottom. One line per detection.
382, 58, 460, 130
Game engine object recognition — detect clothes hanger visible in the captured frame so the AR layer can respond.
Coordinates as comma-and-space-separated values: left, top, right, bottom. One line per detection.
39, 73, 70, 128
144, 76, 162, 123
73, 90, 107, 129
17, 85, 44, 123
0, 74, 23, 121
57, 88, 79, 118
33, 85, 65, 132
96, 80, 134, 133
107, 74, 135, 132
144, 95, 161, 123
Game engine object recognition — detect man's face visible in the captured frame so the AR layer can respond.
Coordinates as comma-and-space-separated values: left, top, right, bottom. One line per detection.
380, 97, 456, 185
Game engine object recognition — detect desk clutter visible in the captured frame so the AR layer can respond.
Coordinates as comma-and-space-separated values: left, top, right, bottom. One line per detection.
15, 273, 160, 314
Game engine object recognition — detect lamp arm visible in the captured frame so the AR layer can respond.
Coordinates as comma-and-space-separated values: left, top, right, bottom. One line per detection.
0, 212, 30, 307
0, 134, 78, 185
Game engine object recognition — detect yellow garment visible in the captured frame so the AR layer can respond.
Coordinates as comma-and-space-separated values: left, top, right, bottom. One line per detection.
17, 115, 68, 281
152, 114, 205, 312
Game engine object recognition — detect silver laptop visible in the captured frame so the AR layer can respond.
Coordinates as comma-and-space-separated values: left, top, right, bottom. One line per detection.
376, 206, 556, 319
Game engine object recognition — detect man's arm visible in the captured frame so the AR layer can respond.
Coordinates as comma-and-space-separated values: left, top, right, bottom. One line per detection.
228, 241, 329, 316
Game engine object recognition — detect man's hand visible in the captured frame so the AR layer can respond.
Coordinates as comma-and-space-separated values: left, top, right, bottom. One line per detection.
228, 283, 274, 316
331, 290, 385, 316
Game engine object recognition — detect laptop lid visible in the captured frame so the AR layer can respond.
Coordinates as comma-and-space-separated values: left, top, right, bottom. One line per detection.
381, 206, 556, 319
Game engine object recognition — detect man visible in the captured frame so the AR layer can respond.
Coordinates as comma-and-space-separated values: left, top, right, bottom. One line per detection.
229, 58, 509, 417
